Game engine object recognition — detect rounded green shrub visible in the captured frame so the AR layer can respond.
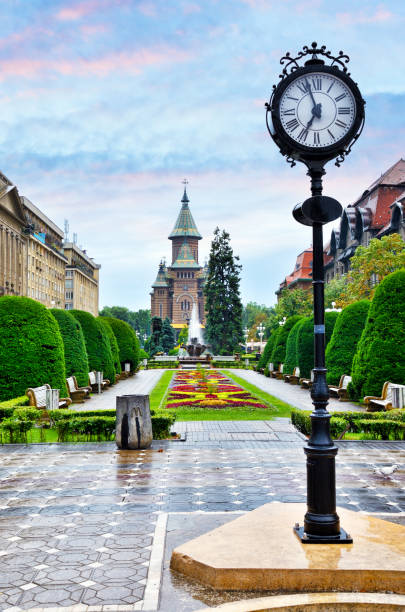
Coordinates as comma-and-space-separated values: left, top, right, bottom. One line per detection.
297, 311, 339, 379
0, 296, 67, 401
258, 328, 279, 370
271, 315, 302, 369
101, 317, 140, 370
98, 317, 121, 378
71, 310, 115, 384
51, 309, 89, 388
325, 300, 370, 386
349, 269, 405, 399
284, 318, 307, 375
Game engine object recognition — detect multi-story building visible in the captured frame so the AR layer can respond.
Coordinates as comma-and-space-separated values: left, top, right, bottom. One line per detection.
276, 159, 405, 297
63, 243, 100, 316
325, 158, 405, 281
150, 187, 207, 331
22, 197, 67, 308
0, 171, 27, 297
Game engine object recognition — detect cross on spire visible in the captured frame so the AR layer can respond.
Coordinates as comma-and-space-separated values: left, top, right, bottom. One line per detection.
182, 178, 189, 186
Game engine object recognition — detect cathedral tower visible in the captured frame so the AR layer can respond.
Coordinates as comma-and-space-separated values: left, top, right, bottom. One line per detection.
150, 186, 206, 332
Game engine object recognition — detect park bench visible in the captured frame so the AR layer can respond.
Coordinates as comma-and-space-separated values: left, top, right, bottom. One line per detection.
271, 363, 283, 379
329, 375, 352, 401
364, 382, 394, 412
284, 367, 300, 385
26, 384, 72, 410
300, 370, 314, 389
66, 376, 91, 403
88, 371, 110, 393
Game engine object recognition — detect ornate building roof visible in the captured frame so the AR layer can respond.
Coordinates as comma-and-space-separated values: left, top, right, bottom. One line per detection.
171, 240, 201, 269
168, 188, 202, 240
152, 261, 169, 287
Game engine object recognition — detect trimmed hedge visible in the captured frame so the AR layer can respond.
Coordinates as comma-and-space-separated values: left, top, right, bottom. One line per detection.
100, 317, 140, 371
71, 310, 115, 384
325, 300, 370, 386
296, 311, 339, 379
258, 329, 279, 370
271, 315, 302, 369
51, 309, 89, 388
98, 317, 121, 377
349, 269, 405, 399
291, 408, 405, 440
0, 296, 67, 401
284, 318, 306, 375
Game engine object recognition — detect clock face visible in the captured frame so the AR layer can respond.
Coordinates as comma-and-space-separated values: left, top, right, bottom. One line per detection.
278, 71, 356, 149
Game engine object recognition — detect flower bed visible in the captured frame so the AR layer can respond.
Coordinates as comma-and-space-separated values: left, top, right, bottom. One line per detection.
165, 369, 268, 410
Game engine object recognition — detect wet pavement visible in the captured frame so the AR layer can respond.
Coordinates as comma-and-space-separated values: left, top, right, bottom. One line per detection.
0, 422, 403, 611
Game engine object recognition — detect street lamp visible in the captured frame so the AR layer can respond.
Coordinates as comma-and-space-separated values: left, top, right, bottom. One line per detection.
257, 323, 265, 353
265, 42, 364, 543
325, 301, 342, 313
143, 333, 148, 347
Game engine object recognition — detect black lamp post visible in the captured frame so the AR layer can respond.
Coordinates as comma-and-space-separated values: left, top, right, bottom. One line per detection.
265, 43, 365, 543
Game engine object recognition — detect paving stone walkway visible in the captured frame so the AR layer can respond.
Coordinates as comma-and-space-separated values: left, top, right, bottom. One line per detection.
232, 369, 365, 412
72, 370, 166, 412
0, 432, 403, 611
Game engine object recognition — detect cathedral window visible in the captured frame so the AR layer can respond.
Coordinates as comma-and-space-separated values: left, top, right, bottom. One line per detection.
159, 304, 163, 317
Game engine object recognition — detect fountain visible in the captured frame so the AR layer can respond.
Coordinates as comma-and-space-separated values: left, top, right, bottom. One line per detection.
179, 304, 210, 366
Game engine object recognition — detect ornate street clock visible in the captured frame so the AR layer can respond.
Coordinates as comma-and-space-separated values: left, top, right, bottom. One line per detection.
266, 42, 365, 168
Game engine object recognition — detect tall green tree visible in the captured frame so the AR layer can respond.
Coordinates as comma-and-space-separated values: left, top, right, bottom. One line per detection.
99, 306, 151, 337
275, 287, 313, 319
161, 317, 175, 353
271, 315, 303, 369
204, 228, 243, 355
338, 233, 405, 306
149, 316, 163, 356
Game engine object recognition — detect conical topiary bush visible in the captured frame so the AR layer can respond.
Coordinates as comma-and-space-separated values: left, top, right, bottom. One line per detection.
325, 300, 370, 386
51, 309, 89, 388
297, 311, 339, 379
71, 310, 115, 384
100, 316, 140, 371
258, 328, 279, 370
284, 318, 306, 375
349, 269, 405, 399
98, 317, 121, 378
0, 296, 67, 400
271, 315, 302, 369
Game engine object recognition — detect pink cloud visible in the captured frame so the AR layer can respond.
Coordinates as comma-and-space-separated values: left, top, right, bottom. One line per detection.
337, 4, 393, 25
138, 2, 157, 17
56, 0, 130, 21
0, 45, 193, 80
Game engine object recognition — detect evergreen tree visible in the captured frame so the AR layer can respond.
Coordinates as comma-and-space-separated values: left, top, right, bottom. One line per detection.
149, 316, 163, 355
349, 269, 405, 399
284, 318, 306, 375
161, 317, 175, 353
257, 328, 279, 370
271, 315, 303, 369
296, 311, 339, 379
204, 228, 243, 355
325, 300, 369, 385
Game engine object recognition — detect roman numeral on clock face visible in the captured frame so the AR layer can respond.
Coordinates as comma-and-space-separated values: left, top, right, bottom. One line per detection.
335, 119, 347, 128
313, 132, 320, 145
286, 118, 299, 131
296, 82, 309, 94
338, 107, 351, 114
297, 128, 308, 142
282, 109, 295, 116
335, 93, 346, 102
312, 78, 322, 91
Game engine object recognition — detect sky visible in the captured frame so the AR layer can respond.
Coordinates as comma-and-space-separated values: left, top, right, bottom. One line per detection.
1, 0, 404, 310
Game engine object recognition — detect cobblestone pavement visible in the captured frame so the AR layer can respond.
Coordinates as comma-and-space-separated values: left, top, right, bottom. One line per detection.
71, 370, 165, 412
232, 369, 365, 412
0, 423, 403, 611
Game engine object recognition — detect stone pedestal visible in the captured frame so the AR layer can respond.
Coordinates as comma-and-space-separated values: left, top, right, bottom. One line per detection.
116, 394, 153, 450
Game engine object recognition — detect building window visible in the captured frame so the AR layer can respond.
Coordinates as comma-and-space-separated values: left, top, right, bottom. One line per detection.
159, 304, 163, 318
66, 269, 73, 277
66, 279, 73, 289
65, 291, 73, 299
181, 300, 191, 311
65, 303, 73, 310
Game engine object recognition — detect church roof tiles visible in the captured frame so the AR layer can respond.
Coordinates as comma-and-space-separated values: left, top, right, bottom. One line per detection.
171, 240, 201, 269
168, 188, 202, 240
152, 261, 169, 288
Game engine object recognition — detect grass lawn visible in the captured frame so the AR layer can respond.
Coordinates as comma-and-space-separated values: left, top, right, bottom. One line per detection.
150, 370, 175, 411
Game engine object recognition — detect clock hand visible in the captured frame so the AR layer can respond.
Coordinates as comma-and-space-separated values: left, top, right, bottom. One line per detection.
306, 103, 322, 128
305, 78, 316, 108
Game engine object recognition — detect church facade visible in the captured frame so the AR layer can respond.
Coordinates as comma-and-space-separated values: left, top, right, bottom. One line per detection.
150, 188, 206, 331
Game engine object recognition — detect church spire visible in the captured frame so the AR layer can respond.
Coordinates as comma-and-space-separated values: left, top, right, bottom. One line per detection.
168, 183, 202, 240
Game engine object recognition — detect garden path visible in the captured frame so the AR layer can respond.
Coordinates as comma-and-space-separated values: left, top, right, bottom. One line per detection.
71, 369, 166, 412
231, 369, 365, 413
